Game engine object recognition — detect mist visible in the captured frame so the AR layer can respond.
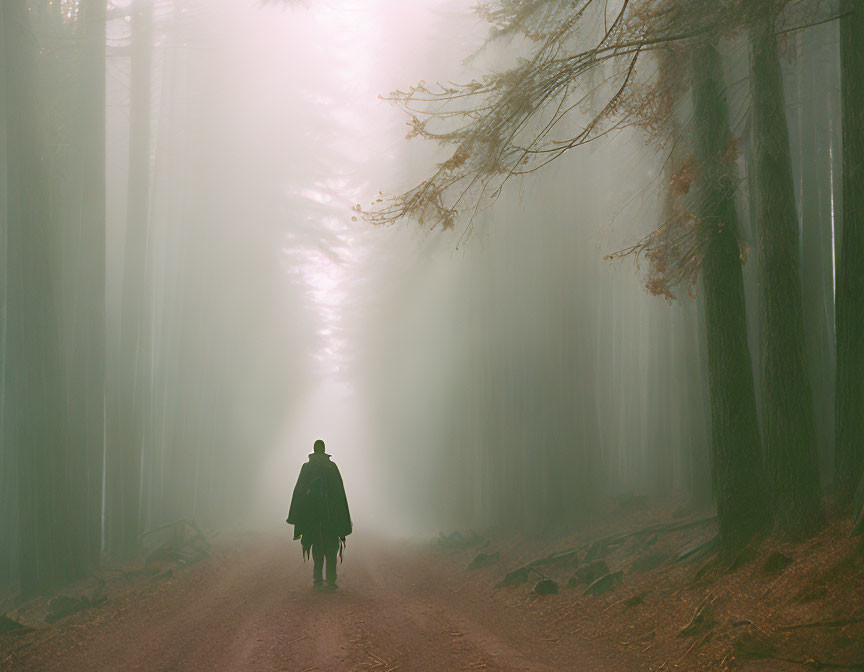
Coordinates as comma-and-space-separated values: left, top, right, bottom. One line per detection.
2, 1, 862, 670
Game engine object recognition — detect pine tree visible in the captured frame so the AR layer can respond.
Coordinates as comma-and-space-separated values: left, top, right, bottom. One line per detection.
749, 6, 824, 534
690, 40, 771, 548
107, 0, 153, 558
835, 0, 864, 507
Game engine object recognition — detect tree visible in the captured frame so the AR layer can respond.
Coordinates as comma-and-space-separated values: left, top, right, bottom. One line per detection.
4, 0, 78, 595
61, 0, 108, 578
791, 18, 840, 488
749, 6, 824, 534
107, 0, 153, 558
81, 0, 108, 569
0, 0, 16, 590
835, 0, 864, 506
689, 39, 770, 547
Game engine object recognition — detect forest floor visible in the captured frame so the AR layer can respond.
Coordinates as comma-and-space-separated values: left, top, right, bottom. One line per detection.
447, 497, 864, 671
1, 499, 862, 671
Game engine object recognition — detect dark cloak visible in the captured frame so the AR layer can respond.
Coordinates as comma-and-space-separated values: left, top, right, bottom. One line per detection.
286, 453, 352, 555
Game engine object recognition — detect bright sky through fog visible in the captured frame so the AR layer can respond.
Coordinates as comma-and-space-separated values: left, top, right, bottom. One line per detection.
291, 4, 377, 372
272, 0, 435, 373
233, 0, 480, 529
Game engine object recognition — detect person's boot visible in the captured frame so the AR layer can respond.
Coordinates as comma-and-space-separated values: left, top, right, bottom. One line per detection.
324, 582, 338, 592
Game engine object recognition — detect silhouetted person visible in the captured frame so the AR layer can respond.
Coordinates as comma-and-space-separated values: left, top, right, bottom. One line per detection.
286, 439, 352, 590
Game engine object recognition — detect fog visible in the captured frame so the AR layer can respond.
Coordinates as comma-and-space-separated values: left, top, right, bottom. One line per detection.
106, 0, 490, 534
2, 0, 849, 598
240, 0, 712, 534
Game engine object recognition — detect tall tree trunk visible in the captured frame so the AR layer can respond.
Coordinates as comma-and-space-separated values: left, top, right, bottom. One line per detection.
796, 26, 838, 484
750, 10, 824, 534
0, 0, 17, 590
835, 0, 864, 506
107, 0, 152, 558
690, 41, 770, 549
4, 0, 76, 595
46, 0, 108, 581
688, 297, 713, 507
78, 0, 107, 567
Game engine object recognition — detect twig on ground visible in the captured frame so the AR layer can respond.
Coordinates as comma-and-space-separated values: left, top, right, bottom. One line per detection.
679, 631, 712, 661
777, 615, 864, 631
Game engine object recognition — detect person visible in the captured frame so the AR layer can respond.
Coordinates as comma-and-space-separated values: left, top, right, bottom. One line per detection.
286, 439, 352, 590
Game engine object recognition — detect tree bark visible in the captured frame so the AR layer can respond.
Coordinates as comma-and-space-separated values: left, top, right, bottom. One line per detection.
689, 297, 713, 507
835, 0, 864, 505
690, 41, 770, 549
750, 10, 824, 534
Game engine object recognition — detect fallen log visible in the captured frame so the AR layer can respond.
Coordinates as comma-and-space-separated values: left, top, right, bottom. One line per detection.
555, 517, 714, 568
495, 515, 716, 589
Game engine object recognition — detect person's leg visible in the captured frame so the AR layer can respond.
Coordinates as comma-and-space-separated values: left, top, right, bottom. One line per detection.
324, 536, 338, 586
311, 543, 324, 585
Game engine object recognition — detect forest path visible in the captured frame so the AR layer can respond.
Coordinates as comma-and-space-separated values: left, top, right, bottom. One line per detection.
3, 535, 637, 672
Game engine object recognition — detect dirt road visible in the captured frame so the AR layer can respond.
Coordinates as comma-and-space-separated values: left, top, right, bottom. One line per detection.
2, 534, 636, 672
